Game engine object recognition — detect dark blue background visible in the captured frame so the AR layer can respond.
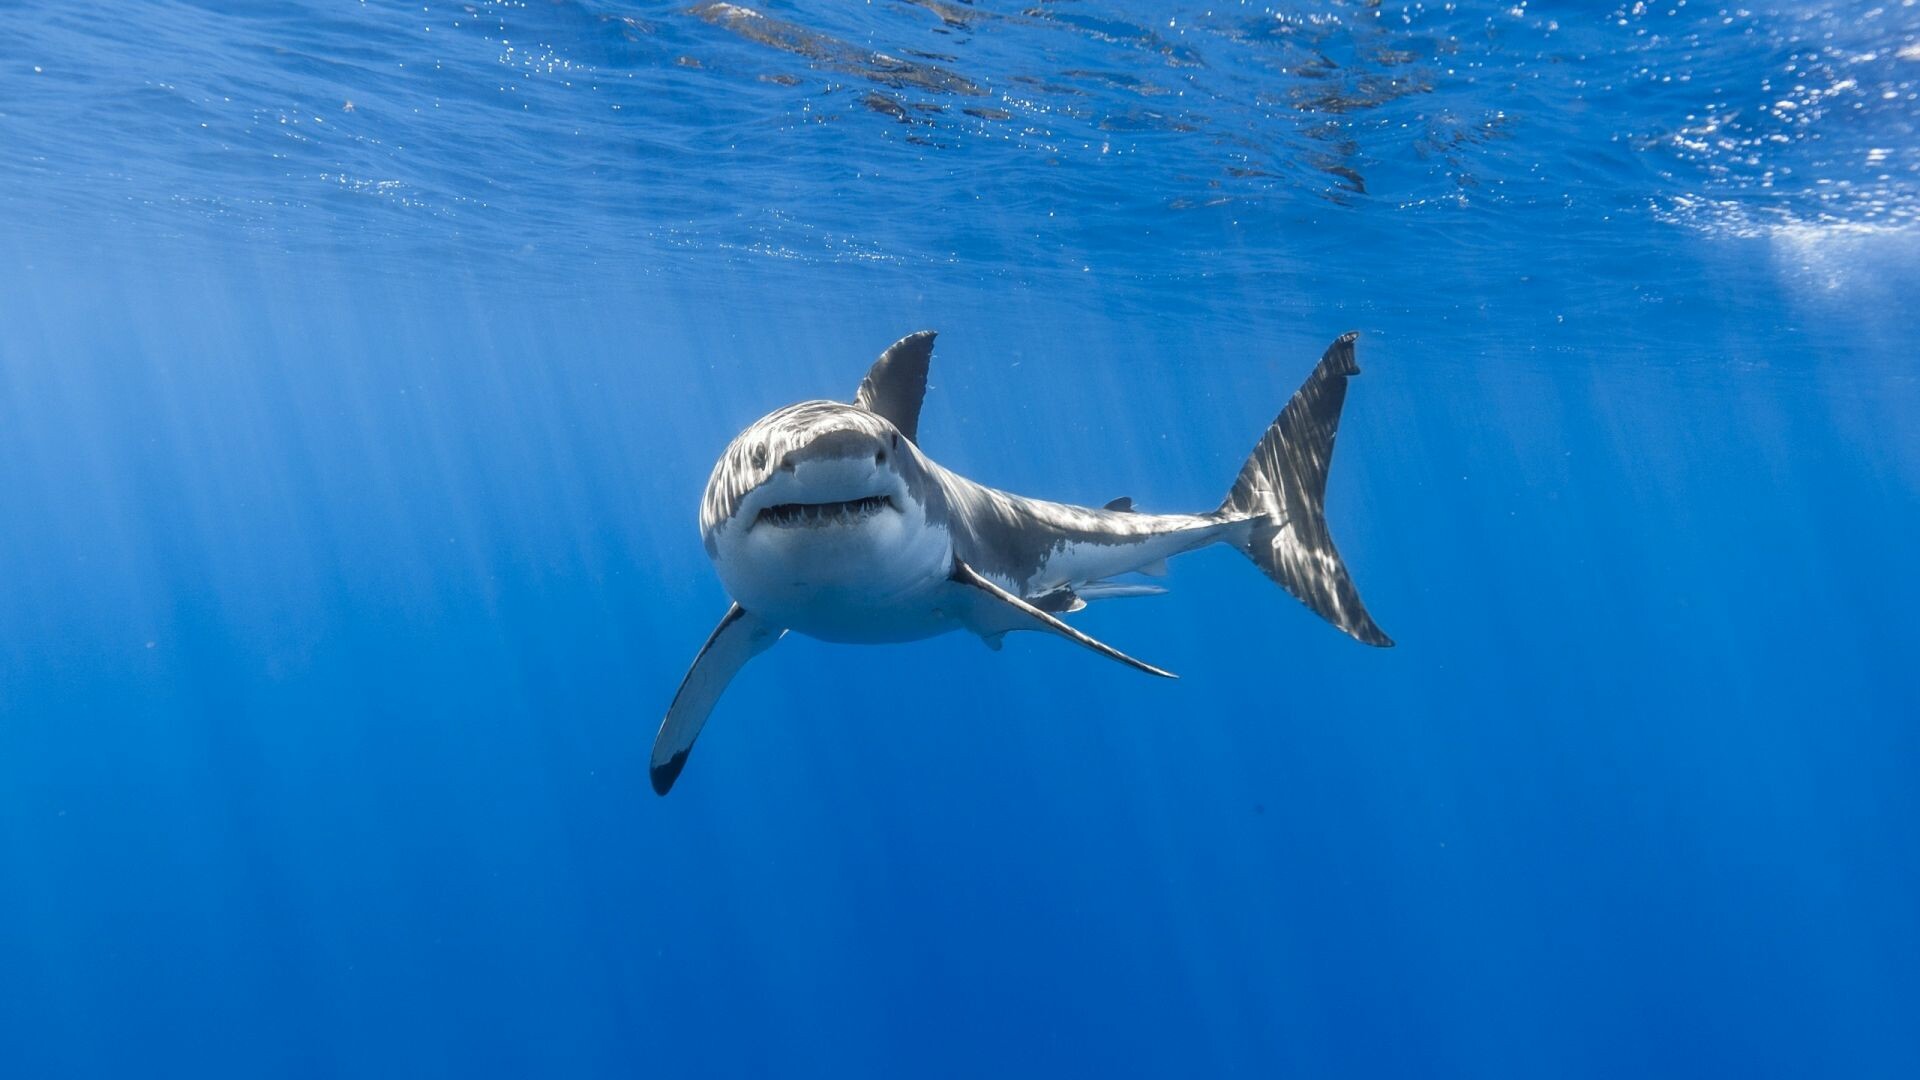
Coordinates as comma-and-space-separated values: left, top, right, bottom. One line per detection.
3, 2, 1917, 1076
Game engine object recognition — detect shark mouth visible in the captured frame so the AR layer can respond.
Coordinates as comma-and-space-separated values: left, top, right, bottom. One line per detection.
755, 494, 896, 529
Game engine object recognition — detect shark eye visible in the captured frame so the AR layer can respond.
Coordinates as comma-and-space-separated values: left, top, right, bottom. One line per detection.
891, 432, 900, 450
749, 445, 768, 470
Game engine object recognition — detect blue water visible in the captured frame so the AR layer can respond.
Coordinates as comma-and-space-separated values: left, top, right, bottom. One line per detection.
3, 1, 1918, 1076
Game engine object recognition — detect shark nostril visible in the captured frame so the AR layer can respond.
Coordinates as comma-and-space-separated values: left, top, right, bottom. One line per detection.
780, 458, 795, 473
874, 449, 887, 466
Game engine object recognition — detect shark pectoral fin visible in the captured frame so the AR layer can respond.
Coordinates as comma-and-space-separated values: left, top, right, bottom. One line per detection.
853, 331, 936, 442
650, 603, 785, 796
948, 558, 1177, 680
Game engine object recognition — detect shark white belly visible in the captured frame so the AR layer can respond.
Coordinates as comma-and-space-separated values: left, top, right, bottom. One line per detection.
648, 330, 1393, 794
712, 491, 957, 644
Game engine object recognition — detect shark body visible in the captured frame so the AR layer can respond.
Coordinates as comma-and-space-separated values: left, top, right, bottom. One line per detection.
651, 331, 1391, 794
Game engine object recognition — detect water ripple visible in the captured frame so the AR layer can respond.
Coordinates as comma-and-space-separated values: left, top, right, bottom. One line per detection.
0, 1, 1914, 283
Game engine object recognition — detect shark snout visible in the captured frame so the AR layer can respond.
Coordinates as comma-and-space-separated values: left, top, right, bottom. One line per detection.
767, 453, 890, 504
780, 427, 893, 471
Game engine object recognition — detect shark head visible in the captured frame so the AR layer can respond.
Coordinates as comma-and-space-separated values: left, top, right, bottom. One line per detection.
699, 400, 926, 547
700, 401, 952, 634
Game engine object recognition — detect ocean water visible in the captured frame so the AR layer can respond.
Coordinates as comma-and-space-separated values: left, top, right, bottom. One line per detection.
2, 1, 1918, 1076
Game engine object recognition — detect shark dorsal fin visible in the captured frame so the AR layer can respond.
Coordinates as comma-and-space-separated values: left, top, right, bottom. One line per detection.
853, 331, 936, 442
1103, 496, 1135, 512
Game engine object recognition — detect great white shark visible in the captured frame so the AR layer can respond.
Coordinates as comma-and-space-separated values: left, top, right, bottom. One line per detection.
650, 331, 1391, 794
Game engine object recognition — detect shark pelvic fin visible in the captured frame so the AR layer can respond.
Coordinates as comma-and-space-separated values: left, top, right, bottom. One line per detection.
649, 603, 785, 795
1031, 585, 1088, 614
948, 558, 1176, 680
853, 331, 936, 443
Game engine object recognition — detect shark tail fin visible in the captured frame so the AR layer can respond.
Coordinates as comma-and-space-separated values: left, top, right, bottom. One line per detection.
1217, 332, 1392, 647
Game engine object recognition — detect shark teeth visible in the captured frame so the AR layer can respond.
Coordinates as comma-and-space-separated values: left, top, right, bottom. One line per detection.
756, 495, 895, 529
